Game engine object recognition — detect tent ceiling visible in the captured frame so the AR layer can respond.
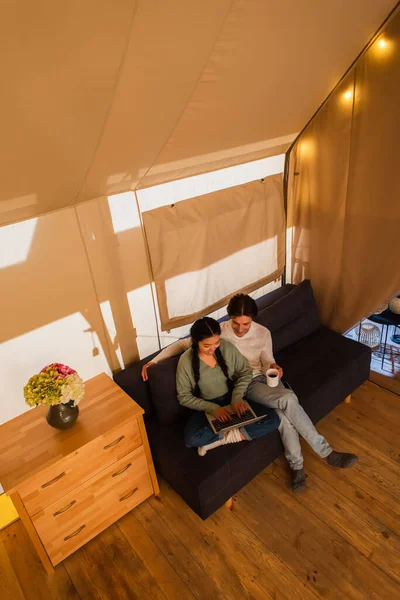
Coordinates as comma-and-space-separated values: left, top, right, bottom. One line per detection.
1, 0, 397, 226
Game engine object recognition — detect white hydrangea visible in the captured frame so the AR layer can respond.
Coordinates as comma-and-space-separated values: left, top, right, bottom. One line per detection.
60, 373, 85, 405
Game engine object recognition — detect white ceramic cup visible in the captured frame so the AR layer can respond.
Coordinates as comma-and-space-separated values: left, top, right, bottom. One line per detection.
266, 368, 280, 387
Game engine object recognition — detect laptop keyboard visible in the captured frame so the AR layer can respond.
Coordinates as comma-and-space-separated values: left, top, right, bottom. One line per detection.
211, 409, 256, 432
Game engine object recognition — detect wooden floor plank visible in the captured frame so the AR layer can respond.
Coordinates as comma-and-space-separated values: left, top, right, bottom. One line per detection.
0, 537, 25, 600
133, 500, 224, 600
63, 524, 167, 600
117, 510, 197, 600
317, 418, 400, 509
149, 486, 270, 600
324, 412, 400, 479
251, 469, 390, 600
209, 496, 324, 600
369, 371, 400, 396
239, 476, 364, 600
334, 399, 400, 451
272, 459, 400, 586
353, 383, 400, 428
0, 520, 78, 600
258, 465, 399, 599
300, 443, 400, 536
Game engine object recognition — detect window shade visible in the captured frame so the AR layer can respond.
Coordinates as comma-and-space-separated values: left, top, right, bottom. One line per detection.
142, 173, 285, 330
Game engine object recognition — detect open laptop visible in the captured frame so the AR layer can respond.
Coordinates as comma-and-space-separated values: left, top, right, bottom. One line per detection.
206, 401, 265, 434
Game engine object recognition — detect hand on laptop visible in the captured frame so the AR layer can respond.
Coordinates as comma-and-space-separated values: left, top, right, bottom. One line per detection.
214, 406, 232, 423
231, 401, 248, 417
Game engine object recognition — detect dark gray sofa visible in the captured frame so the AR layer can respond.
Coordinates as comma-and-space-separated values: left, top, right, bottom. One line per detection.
114, 280, 371, 519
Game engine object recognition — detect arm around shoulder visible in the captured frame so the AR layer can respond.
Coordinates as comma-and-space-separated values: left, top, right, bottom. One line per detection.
141, 338, 191, 380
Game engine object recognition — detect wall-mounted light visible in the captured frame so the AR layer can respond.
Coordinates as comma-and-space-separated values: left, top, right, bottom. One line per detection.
343, 90, 353, 100
372, 35, 393, 59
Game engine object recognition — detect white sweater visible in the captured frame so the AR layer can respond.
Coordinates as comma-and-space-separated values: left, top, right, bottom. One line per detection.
152, 320, 275, 378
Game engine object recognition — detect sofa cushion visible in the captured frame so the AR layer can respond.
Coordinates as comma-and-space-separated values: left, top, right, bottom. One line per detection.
276, 326, 371, 423
256, 279, 321, 352
147, 355, 191, 424
146, 416, 283, 519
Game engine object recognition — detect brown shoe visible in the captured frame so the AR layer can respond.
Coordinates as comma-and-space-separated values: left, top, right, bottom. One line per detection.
291, 468, 307, 492
325, 451, 358, 468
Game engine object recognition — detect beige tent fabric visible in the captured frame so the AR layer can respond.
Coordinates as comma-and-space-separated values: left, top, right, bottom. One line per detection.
288, 8, 400, 333
287, 73, 354, 326
142, 174, 284, 330
139, 0, 397, 190
77, 0, 233, 203
0, 0, 135, 226
1, 0, 395, 226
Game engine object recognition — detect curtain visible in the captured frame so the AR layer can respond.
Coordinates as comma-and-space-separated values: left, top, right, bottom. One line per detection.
288, 10, 400, 333
142, 174, 285, 330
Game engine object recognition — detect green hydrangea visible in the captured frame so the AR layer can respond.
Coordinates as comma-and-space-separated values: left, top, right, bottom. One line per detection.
24, 368, 64, 407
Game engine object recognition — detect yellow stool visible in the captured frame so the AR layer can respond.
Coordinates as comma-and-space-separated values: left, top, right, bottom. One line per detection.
0, 493, 19, 529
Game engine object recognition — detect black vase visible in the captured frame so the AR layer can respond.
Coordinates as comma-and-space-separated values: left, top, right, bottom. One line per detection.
46, 402, 79, 430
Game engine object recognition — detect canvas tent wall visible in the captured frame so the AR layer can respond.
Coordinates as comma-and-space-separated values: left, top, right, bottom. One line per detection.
0, 0, 398, 428
287, 2, 400, 334
1, 0, 396, 224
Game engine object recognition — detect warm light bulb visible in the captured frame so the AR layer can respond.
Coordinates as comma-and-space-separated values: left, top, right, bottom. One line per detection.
344, 90, 353, 100
377, 38, 388, 49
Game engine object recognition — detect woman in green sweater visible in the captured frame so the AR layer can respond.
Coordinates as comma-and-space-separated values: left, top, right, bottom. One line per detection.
177, 317, 280, 456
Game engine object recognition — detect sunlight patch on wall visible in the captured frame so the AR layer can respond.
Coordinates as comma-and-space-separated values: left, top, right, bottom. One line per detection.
137, 154, 285, 212
165, 237, 278, 319
0, 312, 111, 425
0, 218, 38, 269
126, 284, 160, 359
108, 192, 140, 234
99, 300, 123, 369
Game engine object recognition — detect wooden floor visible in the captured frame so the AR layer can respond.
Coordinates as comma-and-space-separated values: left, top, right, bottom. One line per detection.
369, 370, 400, 396
2, 381, 400, 600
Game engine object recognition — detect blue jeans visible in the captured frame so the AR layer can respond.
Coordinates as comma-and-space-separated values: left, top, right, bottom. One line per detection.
184, 392, 280, 448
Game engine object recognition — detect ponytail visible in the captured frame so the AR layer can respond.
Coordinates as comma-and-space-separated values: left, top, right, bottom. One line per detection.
191, 340, 201, 397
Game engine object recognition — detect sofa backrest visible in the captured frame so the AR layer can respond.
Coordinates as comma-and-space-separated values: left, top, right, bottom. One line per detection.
255, 279, 321, 353
113, 351, 159, 417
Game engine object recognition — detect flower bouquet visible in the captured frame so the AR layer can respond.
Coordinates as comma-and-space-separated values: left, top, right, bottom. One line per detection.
24, 363, 85, 430
24, 363, 85, 407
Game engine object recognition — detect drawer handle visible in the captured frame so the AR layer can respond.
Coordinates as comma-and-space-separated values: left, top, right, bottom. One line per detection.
119, 487, 139, 502
112, 463, 132, 477
104, 435, 125, 450
64, 525, 86, 541
41, 472, 66, 489
53, 500, 76, 517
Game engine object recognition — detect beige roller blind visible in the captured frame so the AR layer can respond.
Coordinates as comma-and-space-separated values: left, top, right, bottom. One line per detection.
142, 174, 285, 330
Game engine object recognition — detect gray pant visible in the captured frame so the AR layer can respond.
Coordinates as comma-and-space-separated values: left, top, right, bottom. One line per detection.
246, 376, 332, 470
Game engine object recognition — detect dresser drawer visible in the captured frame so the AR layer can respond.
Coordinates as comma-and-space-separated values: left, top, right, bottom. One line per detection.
19, 418, 142, 516
32, 444, 153, 565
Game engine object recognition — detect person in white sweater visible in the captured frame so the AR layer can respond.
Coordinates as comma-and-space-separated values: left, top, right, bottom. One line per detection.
142, 293, 358, 492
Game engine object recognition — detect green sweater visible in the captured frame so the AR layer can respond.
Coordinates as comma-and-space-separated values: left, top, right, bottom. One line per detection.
176, 340, 253, 414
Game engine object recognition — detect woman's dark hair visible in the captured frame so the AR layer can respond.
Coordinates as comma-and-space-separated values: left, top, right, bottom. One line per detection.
190, 317, 233, 398
227, 293, 258, 319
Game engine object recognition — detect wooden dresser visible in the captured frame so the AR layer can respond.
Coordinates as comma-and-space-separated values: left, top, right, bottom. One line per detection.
0, 373, 159, 573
